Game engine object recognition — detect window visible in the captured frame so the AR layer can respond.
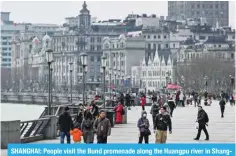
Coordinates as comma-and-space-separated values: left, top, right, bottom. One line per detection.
2, 48, 7, 51
154, 35, 156, 39
197, 11, 200, 15
90, 56, 94, 62
2, 42, 7, 45
148, 43, 151, 50
143, 71, 146, 77
199, 36, 206, 40
90, 37, 95, 43
97, 37, 102, 42
173, 43, 175, 48
214, 45, 216, 47
143, 35, 146, 38
90, 45, 95, 50
191, 12, 194, 16
153, 44, 156, 50
233, 36, 235, 39
218, 45, 221, 48
192, 4, 195, 8
164, 35, 167, 39
165, 44, 169, 48
197, 4, 200, 8
158, 44, 161, 50
8, 53, 11, 56
158, 35, 160, 39
147, 35, 150, 39
121, 61, 124, 66
202, 4, 205, 8
231, 53, 234, 59
9, 48, 11, 51
97, 45, 101, 50
2, 37, 7, 40
215, 4, 218, 8
97, 56, 101, 62
221, 4, 224, 9
209, 4, 213, 8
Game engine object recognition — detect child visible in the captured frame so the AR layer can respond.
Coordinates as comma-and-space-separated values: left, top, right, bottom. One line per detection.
70, 124, 83, 144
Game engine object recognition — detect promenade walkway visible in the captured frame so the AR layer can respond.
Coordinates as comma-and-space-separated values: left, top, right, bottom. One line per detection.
1, 100, 235, 155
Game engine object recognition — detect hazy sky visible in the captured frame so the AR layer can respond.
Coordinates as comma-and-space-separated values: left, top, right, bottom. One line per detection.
0, 1, 235, 28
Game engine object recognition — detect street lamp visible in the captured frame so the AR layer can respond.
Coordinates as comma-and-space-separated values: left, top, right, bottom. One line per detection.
69, 62, 73, 104
50, 61, 54, 105
229, 75, 235, 94
45, 49, 53, 115
114, 70, 117, 88
204, 76, 208, 92
80, 52, 87, 105
109, 68, 112, 100
101, 54, 107, 108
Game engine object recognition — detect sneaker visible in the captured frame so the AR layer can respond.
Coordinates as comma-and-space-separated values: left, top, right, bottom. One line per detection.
205, 138, 209, 141
193, 138, 199, 140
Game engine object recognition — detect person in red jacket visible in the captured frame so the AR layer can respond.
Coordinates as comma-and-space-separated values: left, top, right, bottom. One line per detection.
114, 102, 124, 124
140, 95, 146, 111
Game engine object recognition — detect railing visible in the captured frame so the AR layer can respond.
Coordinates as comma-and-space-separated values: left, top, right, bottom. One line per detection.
20, 118, 50, 138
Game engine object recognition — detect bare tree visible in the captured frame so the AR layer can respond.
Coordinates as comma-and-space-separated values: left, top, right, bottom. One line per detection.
175, 55, 234, 92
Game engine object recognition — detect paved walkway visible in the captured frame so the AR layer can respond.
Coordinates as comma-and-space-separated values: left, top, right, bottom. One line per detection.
1, 100, 235, 155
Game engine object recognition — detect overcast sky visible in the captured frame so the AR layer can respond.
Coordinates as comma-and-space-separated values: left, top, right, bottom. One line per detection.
0, 1, 235, 28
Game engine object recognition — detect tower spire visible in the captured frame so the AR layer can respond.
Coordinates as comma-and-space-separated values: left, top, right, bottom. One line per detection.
83, 1, 87, 9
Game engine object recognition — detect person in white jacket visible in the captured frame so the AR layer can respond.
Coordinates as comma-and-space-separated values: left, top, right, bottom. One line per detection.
179, 91, 185, 107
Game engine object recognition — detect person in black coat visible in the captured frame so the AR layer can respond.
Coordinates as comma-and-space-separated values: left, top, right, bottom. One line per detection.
58, 106, 74, 144
120, 93, 125, 106
90, 101, 99, 119
219, 98, 226, 118
167, 98, 176, 117
125, 93, 131, 107
194, 106, 209, 141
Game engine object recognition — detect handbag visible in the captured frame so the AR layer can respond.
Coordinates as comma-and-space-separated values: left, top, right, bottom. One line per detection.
144, 129, 151, 136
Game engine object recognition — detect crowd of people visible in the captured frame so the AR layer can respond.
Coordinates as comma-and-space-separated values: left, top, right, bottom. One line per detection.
57, 89, 234, 144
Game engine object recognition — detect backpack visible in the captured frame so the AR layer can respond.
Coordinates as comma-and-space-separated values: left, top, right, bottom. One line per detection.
204, 113, 209, 123
152, 104, 159, 113
121, 108, 125, 115
84, 120, 93, 129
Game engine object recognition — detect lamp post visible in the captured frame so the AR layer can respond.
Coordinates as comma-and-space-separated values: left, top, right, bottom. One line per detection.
204, 76, 208, 92
109, 68, 112, 100
114, 70, 117, 89
80, 52, 87, 105
69, 62, 73, 104
101, 54, 107, 109
50, 61, 54, 106
229, 75, 235, 95
45, 49, 53, 115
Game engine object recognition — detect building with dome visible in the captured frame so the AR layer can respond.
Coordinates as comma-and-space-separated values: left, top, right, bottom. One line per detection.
132, 49, 174, 90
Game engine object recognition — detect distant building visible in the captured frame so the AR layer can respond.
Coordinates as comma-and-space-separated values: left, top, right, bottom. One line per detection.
168, 1, 229, 27
102, 33, 145, 90
133, 49, 173, 90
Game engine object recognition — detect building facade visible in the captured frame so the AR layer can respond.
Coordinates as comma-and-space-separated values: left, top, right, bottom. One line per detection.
133, 49, 173, 91
102, 33, 145, 90
168, 1, 229, 27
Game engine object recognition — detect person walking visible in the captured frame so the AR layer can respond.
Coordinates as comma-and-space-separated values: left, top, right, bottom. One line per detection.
76, 104, 84, 128
179, 91, 185, 107
194, 106, 209, 141
137, 111, 150, 144
58, 106, 74, 144
93, 110, 111, 144
219, 98, 226, 118
140, 95, 146, 111
81, 112, 94, 144
154, 107, 172, 144
90, 101, 99, 119
114, 102, 124, 124
167, 98, 176, 117
150, 101, 160, 126
125, 93, 131, 108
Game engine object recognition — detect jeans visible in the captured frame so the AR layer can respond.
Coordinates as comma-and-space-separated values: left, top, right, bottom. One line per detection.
97, 135, 107, 144
60, 131, 71, 144
138, 132, 149, 144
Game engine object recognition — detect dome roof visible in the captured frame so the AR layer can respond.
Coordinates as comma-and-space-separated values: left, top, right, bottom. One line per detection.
42, 34, 51, 42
